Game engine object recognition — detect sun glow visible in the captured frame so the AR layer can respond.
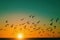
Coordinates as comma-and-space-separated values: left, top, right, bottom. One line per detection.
17, 33, 23, 39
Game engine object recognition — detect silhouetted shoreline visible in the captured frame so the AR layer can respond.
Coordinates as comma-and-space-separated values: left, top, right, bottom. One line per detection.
0, 38, 60, 40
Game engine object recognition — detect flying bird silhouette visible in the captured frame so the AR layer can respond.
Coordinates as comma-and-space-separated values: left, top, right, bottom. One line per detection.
32, 16, 35, 18
20, 28, 22, 30
22, 23, 25, 25
29, 15, 31, 18
5, 24, 9, 27
56, 18, 59, 22
29, 15, 35, 18
52, 31, 55, 34
20, 18, 24, 21
35, 27, 40, 31
26, 21, 30, 24
38, 31, 41, 34
33, 27, 36, 30
50, 22, 53, 26
53, 26, 56, 29
30, 26, 32, 28
10, 24, 14, 28
37, 20, 40, 24
5, 20, 8, 23
32, 22, 35, 24
14, 27, 17, 29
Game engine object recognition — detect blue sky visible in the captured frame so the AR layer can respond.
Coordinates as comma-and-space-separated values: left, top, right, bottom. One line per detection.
0, 0, 60, 18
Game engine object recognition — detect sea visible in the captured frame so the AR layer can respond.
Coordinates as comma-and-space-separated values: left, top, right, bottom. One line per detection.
0, 38, 60, 40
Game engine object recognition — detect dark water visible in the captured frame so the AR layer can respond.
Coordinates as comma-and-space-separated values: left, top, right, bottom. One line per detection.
0, 38, 60, 40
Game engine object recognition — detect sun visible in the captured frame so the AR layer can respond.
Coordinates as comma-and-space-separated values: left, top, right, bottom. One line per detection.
17, 33, 23, 39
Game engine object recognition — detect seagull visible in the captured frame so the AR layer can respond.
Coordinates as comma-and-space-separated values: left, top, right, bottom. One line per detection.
22, 23, 25, 25
50, 22, 53, 26
40, 34, 43, 36
41, 29, 45, 33
29, 15, 35, 18
35, 27, 40, 30
32, 22, 35, 24
37, 20, 40, 24
20, 18, 24, 21
14, 27, 17, 29
36, 28, 40, 30
10, 24, 14, 28
38, 31, 41, 34
20, 28, 22, 30
29, 15, 31, 18
26, 21, 30, 24
53, 26, 56, 29
52, 31, 55, 34
30, 26, 32, 28
56, 18, 59, 22
33, 27, 36, 30
5, 20, 8, 23
5, 24, 9, 27
32, 16, 35, 18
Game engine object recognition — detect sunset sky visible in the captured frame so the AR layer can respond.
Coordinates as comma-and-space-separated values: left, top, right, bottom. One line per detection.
0, 0, 60, 38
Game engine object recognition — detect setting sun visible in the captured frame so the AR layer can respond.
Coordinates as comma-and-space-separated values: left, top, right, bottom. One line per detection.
17, 33, 23, 39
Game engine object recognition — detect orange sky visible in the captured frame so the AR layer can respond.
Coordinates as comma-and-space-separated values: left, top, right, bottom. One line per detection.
0, 14, 60, 38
